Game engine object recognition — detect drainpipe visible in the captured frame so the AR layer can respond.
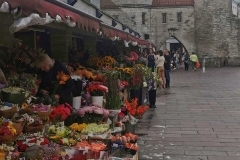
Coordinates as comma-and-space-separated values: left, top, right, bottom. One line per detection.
202, 54, 207, 73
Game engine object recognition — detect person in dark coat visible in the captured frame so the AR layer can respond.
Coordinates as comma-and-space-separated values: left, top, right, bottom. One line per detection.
35, 54, 74, 105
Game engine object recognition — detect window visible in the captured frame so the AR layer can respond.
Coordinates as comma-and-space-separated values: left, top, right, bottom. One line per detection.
177, 12, 182, 22
162, 13, 167, 23
142, 12, 146, 24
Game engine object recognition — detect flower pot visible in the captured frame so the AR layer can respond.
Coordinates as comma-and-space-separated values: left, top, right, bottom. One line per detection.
129, 89, 140, 101
124, 122, 135, 134
1, 90, 25, 104
73, 96, 81, 110
91, 96, 103, 107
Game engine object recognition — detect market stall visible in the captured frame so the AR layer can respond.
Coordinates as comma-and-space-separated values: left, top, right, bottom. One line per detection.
0, 38, 158, 159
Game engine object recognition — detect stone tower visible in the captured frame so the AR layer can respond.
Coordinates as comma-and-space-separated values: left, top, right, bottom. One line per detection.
194, 0, 240, 66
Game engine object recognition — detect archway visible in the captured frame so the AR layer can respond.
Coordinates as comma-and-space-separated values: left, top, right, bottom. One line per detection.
160, 36, 189, 57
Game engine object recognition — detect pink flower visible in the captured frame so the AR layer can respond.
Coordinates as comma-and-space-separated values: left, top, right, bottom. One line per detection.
77, 108, 85, 116
85, 93, 91, 99
84, 106, 93, 113
99, 85, 108, 92
93, 107, 103, 115
103, 109, 109, 118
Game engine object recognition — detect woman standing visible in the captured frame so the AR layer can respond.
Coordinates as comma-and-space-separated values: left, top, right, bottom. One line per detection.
35, 54, 74, 105
146, 48, 156, 72
190, 52, 199, 71
155, 50, 166, 89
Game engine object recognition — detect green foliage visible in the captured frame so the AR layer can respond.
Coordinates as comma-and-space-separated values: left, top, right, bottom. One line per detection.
102, 70, 121, 109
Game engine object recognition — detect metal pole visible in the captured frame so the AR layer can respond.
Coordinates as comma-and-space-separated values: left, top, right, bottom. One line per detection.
202, 57, 205, 73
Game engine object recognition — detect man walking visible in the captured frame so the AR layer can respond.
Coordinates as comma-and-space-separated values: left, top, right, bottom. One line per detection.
164, 49, 171, 88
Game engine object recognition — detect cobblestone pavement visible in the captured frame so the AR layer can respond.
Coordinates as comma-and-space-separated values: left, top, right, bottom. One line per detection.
136, 67, 240, 160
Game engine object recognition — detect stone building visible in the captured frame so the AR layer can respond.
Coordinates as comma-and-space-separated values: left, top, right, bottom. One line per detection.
101, 0, 240, 66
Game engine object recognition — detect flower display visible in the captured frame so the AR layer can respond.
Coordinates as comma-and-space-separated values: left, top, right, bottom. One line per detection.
0, 120, 17, 136
75, 69, 97, 80
49, 103, 72, 123
14, 114, 44, 126
16, 133, 50, 152
20, 73, 41, 96
80, 123, 110, 135
75, 140, 107, 153
69, 123, 87, 132
87, 56, 116, 69
86, 81, 108, 96
130, 66, 144, 89
31, 104, 51, 112
0, 144, 19, 159
76, 105, 109, 123
47, 124, 80, 146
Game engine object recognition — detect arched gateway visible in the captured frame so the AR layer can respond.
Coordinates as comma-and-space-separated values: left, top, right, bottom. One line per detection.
102, 0, 240, 66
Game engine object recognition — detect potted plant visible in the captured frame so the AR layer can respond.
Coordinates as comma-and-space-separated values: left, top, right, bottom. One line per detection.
86, 81, 108, 107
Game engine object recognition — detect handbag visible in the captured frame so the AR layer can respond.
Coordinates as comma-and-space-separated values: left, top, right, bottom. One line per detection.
196, 62, 200, 68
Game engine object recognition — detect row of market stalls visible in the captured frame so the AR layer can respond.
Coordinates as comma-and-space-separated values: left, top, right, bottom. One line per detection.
0, 0, 155, 63
0, 0, 157, 159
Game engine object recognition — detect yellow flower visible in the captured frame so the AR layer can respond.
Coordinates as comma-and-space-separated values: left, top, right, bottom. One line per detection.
22, 102, 28, 109
104, 56, 110, 61
50, 135, 60, 139
105, 63, 111, 67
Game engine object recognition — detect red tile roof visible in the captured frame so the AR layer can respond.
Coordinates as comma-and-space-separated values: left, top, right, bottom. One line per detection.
152, 0, 194, 7
100, 0, 118, 9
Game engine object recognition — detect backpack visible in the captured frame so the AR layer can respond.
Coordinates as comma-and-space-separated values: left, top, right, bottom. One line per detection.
147, 55, 155, 66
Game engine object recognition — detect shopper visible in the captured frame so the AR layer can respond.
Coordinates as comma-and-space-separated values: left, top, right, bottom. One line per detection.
184, 52, 190, 71
35, 54, 74, 105
155, 50, 166, 89
146, 48, 156, 72
190, 52, 199, 71
164, 49, 171, 88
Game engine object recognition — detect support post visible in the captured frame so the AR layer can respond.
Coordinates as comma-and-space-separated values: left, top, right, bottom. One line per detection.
202, 57, 206, 73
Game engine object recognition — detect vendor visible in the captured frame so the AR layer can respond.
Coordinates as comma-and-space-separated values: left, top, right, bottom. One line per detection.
35, 54, 74, 105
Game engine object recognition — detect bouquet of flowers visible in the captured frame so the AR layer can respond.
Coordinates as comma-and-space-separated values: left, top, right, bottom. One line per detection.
18, 73, 41, 96
146, 72, 158, 91
118, 98, 149, 125
125, 98, 149, 119
49, 103, 72, 124
130, 66, 144, 90
52, 71, 70, 96
76, 104, 109, 124
16, 133, 50, 152
86, 81, 108, 96
118, 80, 129, 91
0, 118, 24, 144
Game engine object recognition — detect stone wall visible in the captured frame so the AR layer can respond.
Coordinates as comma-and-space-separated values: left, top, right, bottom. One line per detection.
151, 7, 195, 53
0, 13, 14, 47
103, 6, 195, 53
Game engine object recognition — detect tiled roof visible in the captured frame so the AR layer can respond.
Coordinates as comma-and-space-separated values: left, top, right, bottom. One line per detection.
100, 0, 119, 9
152, 0, 194, 7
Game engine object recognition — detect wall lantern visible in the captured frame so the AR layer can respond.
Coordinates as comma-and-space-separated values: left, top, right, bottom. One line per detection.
96, 9, 103, 18
67, 0, 77, 6
112, 20, 117, 27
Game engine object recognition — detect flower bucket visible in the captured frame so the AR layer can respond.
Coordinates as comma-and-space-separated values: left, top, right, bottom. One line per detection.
124, 122, 135, 134
73, 96, 81, 110
91, 96, 103, 107
129, 89, 140, 101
